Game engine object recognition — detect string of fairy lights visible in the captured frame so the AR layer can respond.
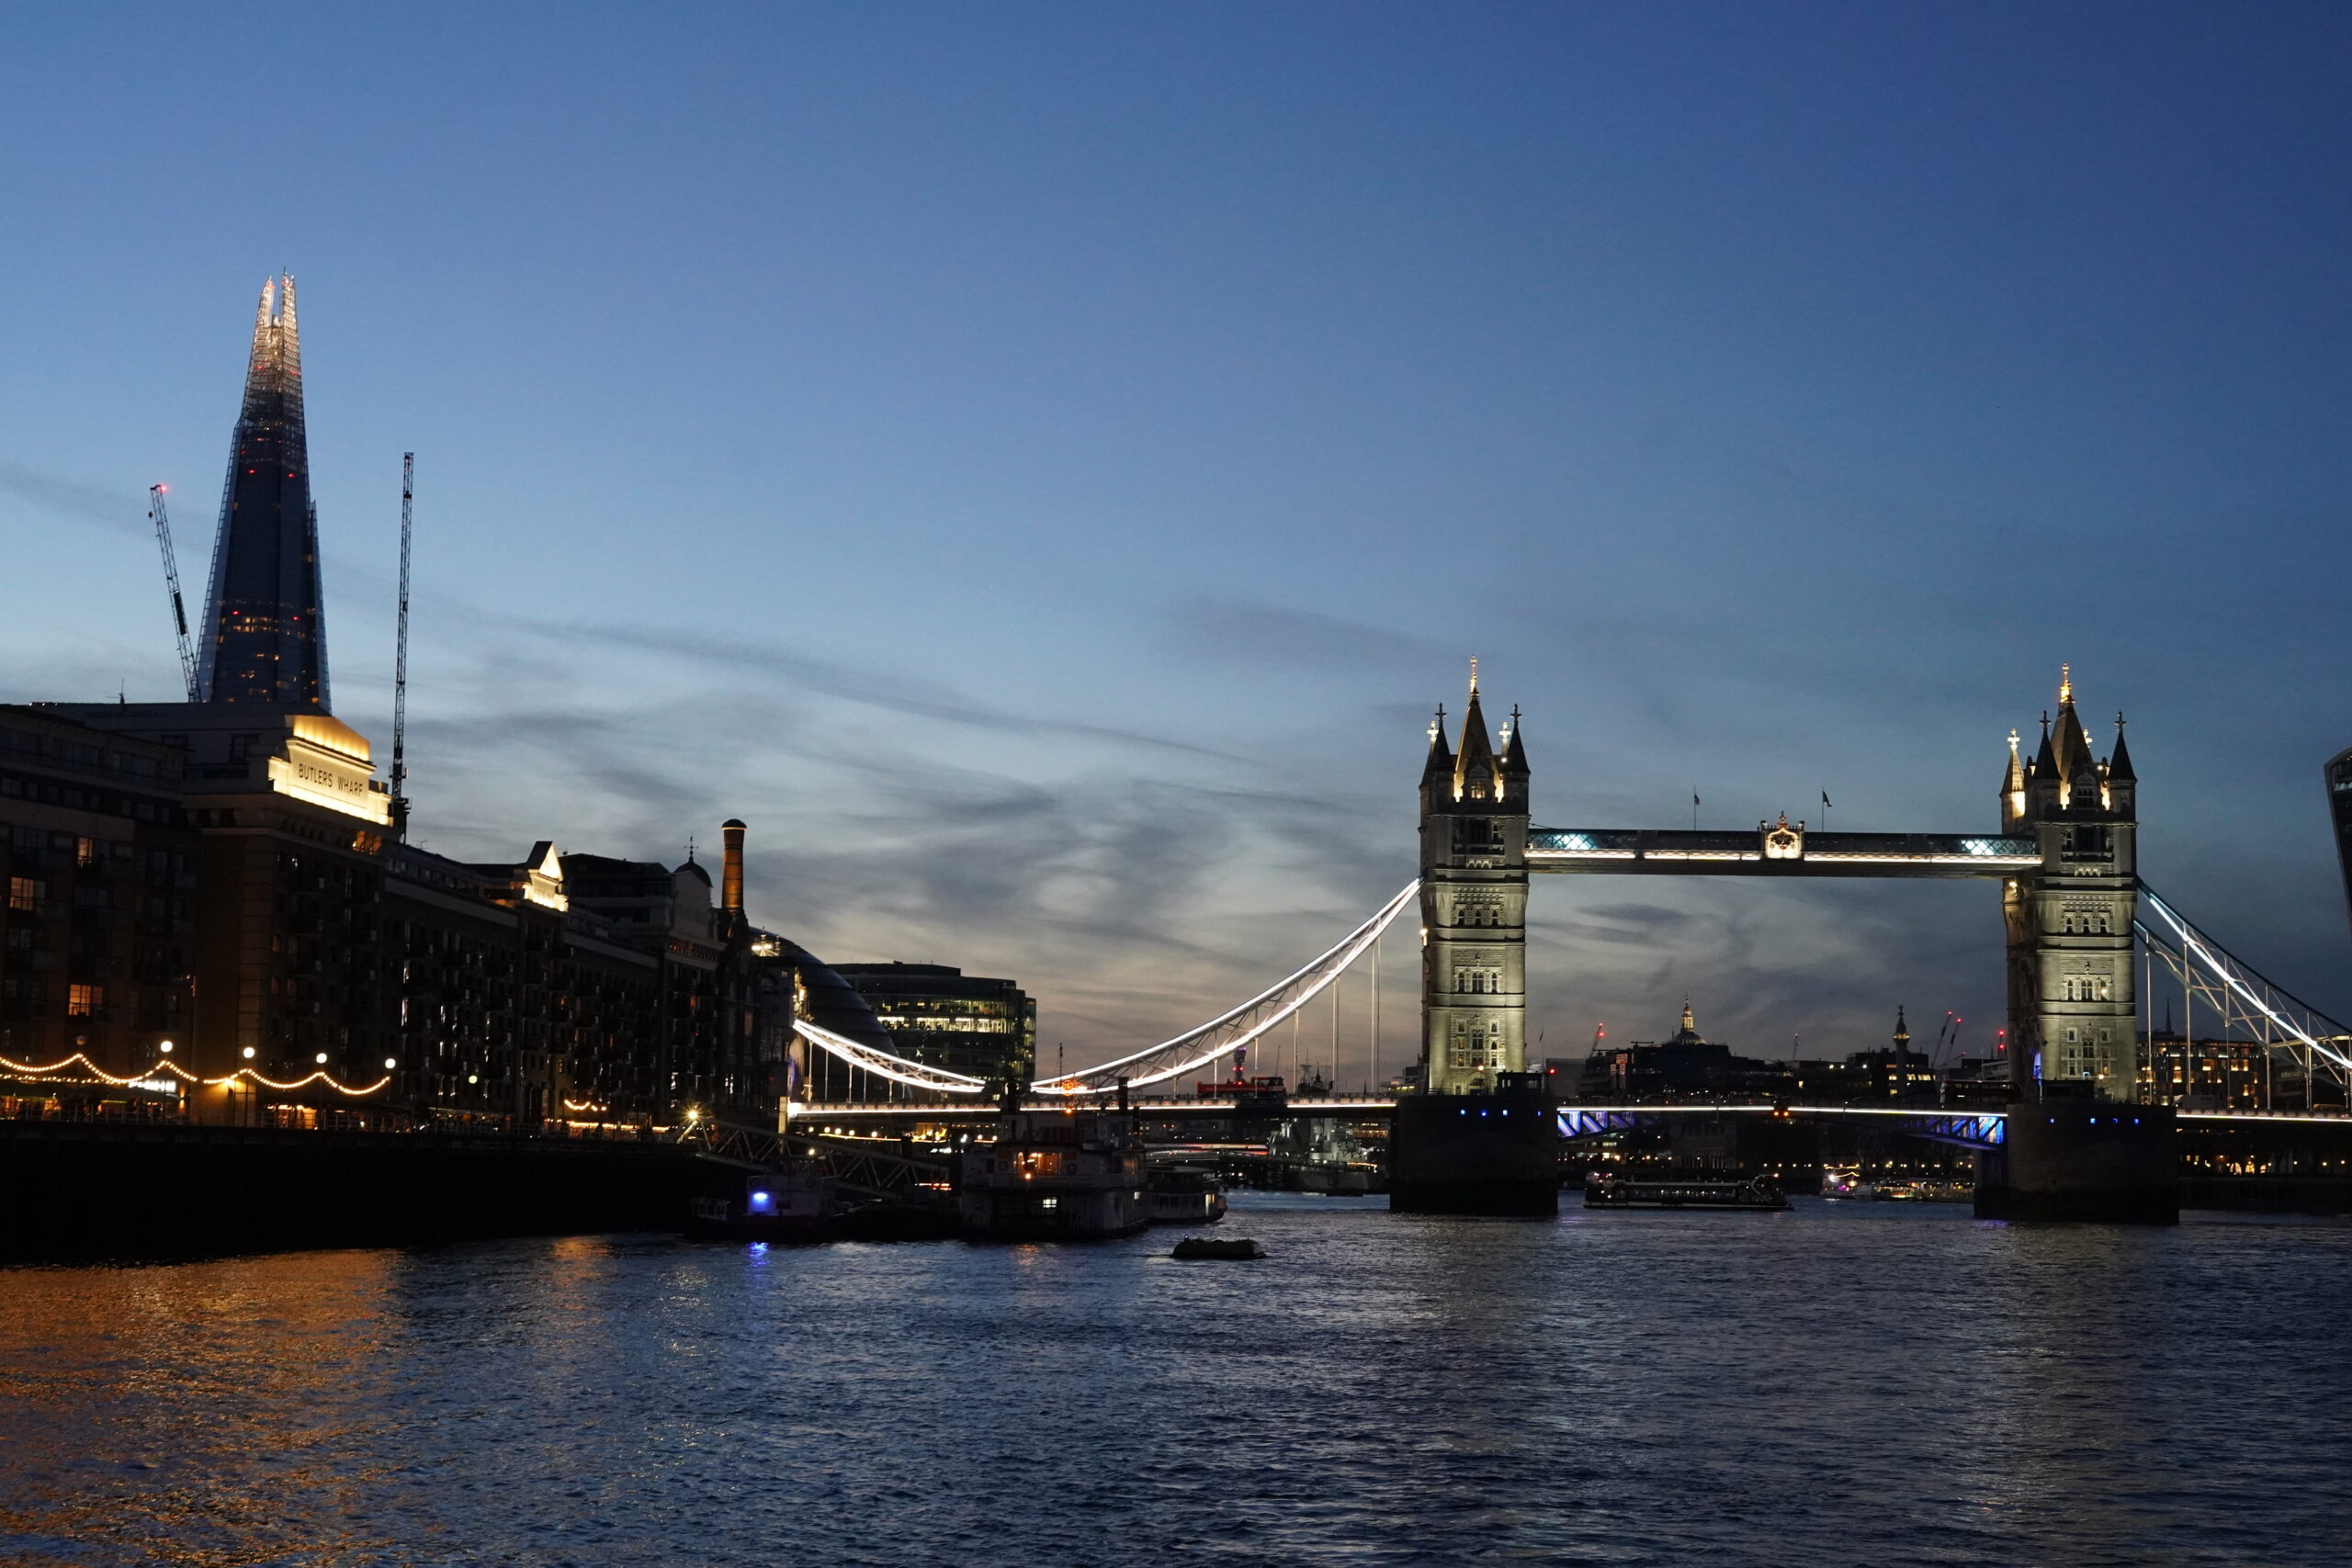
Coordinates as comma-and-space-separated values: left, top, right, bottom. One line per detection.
0, 1046, 391, 1097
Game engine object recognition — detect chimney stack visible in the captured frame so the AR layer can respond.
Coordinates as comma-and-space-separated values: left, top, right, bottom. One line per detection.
720, 818, 746, 919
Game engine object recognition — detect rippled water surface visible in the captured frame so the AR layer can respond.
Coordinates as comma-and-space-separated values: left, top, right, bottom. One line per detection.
3, 1196, 2349, 1566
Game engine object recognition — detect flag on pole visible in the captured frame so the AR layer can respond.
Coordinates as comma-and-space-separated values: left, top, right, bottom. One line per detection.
1822, 791, 1832, 809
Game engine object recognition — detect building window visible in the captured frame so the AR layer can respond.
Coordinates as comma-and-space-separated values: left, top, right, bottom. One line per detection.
76, 838, 99, 869
67, 984, 102, 1017
7, 876, 39, 912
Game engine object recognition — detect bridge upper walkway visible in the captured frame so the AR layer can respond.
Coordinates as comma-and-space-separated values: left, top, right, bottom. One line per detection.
1527, 828, 2040, 877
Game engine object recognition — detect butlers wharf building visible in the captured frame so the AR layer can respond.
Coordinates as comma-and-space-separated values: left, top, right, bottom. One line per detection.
0, 699, 888, 1133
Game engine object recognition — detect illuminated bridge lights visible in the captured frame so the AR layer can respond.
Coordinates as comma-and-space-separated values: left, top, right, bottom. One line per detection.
1524, 828, 2040, 874
792, 882, 1420, 1099
1556, 1104, 2007, 1148
2137, 886, 2352, 1082
787, 880, 2352, 1124
792, 1099, 2352, 1144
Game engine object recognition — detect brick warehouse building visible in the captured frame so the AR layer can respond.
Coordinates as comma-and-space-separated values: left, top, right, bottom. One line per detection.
0, 701, 816, 1129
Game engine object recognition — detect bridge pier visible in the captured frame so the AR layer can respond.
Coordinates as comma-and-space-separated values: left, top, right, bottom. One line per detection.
1388, 1076, 1560, 1216
1974, 1098, 2178, 1223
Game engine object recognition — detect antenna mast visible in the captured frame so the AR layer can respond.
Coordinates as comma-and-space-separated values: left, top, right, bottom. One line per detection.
390, 454, 413, 840
148, 485, 198, 700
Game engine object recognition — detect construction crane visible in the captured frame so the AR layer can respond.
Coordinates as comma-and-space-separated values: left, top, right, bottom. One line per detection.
390, 453, 413, 840
148, 485, 199, 700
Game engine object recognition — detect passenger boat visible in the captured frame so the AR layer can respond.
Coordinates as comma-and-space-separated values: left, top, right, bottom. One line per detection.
961, 1105, 1149, 1241
1146, 1165, 1228, 1225
1583, 1173, 1790, 1212
1821, 1163, 1875, 1201
1872, 1179, 1972, 1203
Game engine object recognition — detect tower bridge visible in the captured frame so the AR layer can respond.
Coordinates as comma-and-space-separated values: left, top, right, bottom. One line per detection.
1417, 662, 2141, 1104
783, 664, 2352, 1221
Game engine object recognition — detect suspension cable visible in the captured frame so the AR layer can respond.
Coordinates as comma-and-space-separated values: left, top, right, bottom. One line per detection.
1034, 880, 1421, 1095
786, 882, 1419, 1100
2135, 886, 2352, 1074
792, 1018, 990, 1095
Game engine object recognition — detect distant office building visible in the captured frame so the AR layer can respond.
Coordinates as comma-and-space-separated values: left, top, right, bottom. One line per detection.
831, 963, 1035, 1094
1804, 1006, 1943, 1106
2327, 747, 2352, 942
2142, 1032, 2297, 1111
1577, 1001, 1737, 1100
1570, 1003, 1940, 1107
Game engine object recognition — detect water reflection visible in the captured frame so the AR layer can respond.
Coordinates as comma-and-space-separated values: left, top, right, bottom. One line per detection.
0, 1249, 401, 1562
0, 1205, 2346, 1565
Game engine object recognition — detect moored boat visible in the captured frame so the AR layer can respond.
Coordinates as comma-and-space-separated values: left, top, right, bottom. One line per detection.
685, 1163, 842, 1242
961, 1103, 1148, 1241
1872, 1179, 1972, 1203
1821, 1163, 1875, 1201
1583, 1173, 1790, 1212
1146, 1164, 1228, 1225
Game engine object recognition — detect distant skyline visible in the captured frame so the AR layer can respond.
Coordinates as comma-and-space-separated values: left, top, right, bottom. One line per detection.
5, 4, 2349, 1070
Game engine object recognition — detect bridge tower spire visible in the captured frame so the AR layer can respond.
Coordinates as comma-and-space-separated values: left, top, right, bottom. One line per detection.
2003, 666, 2139, 1102
1419, 664, 1530, 1093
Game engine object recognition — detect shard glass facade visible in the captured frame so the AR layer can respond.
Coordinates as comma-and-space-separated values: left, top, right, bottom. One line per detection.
197, 275, 330, 709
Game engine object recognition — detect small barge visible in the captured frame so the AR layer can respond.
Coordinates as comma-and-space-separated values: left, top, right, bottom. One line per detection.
1583, 1174, 1790, 1212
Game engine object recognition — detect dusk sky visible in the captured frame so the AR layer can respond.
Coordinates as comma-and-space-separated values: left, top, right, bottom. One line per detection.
5, 3, 2348, 1075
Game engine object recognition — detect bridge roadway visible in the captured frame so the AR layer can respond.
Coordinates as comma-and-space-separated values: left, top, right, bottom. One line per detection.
788, 1099, 2350, 1140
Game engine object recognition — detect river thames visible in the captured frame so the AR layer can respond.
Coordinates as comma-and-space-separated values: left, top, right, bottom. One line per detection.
2, 1196, 2346, 1566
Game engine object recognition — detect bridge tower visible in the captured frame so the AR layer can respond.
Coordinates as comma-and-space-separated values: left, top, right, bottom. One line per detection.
1419, 663, 1531, 1093
2001, 667, 2140, 1101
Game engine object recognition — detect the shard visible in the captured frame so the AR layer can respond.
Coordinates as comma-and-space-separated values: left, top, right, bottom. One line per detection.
197, 275, 330, 709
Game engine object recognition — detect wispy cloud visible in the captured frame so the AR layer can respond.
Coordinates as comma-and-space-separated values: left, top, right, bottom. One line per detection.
0, 461, 144, 536
1162, 595, 1447, 672
482, 612, 1249, 761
